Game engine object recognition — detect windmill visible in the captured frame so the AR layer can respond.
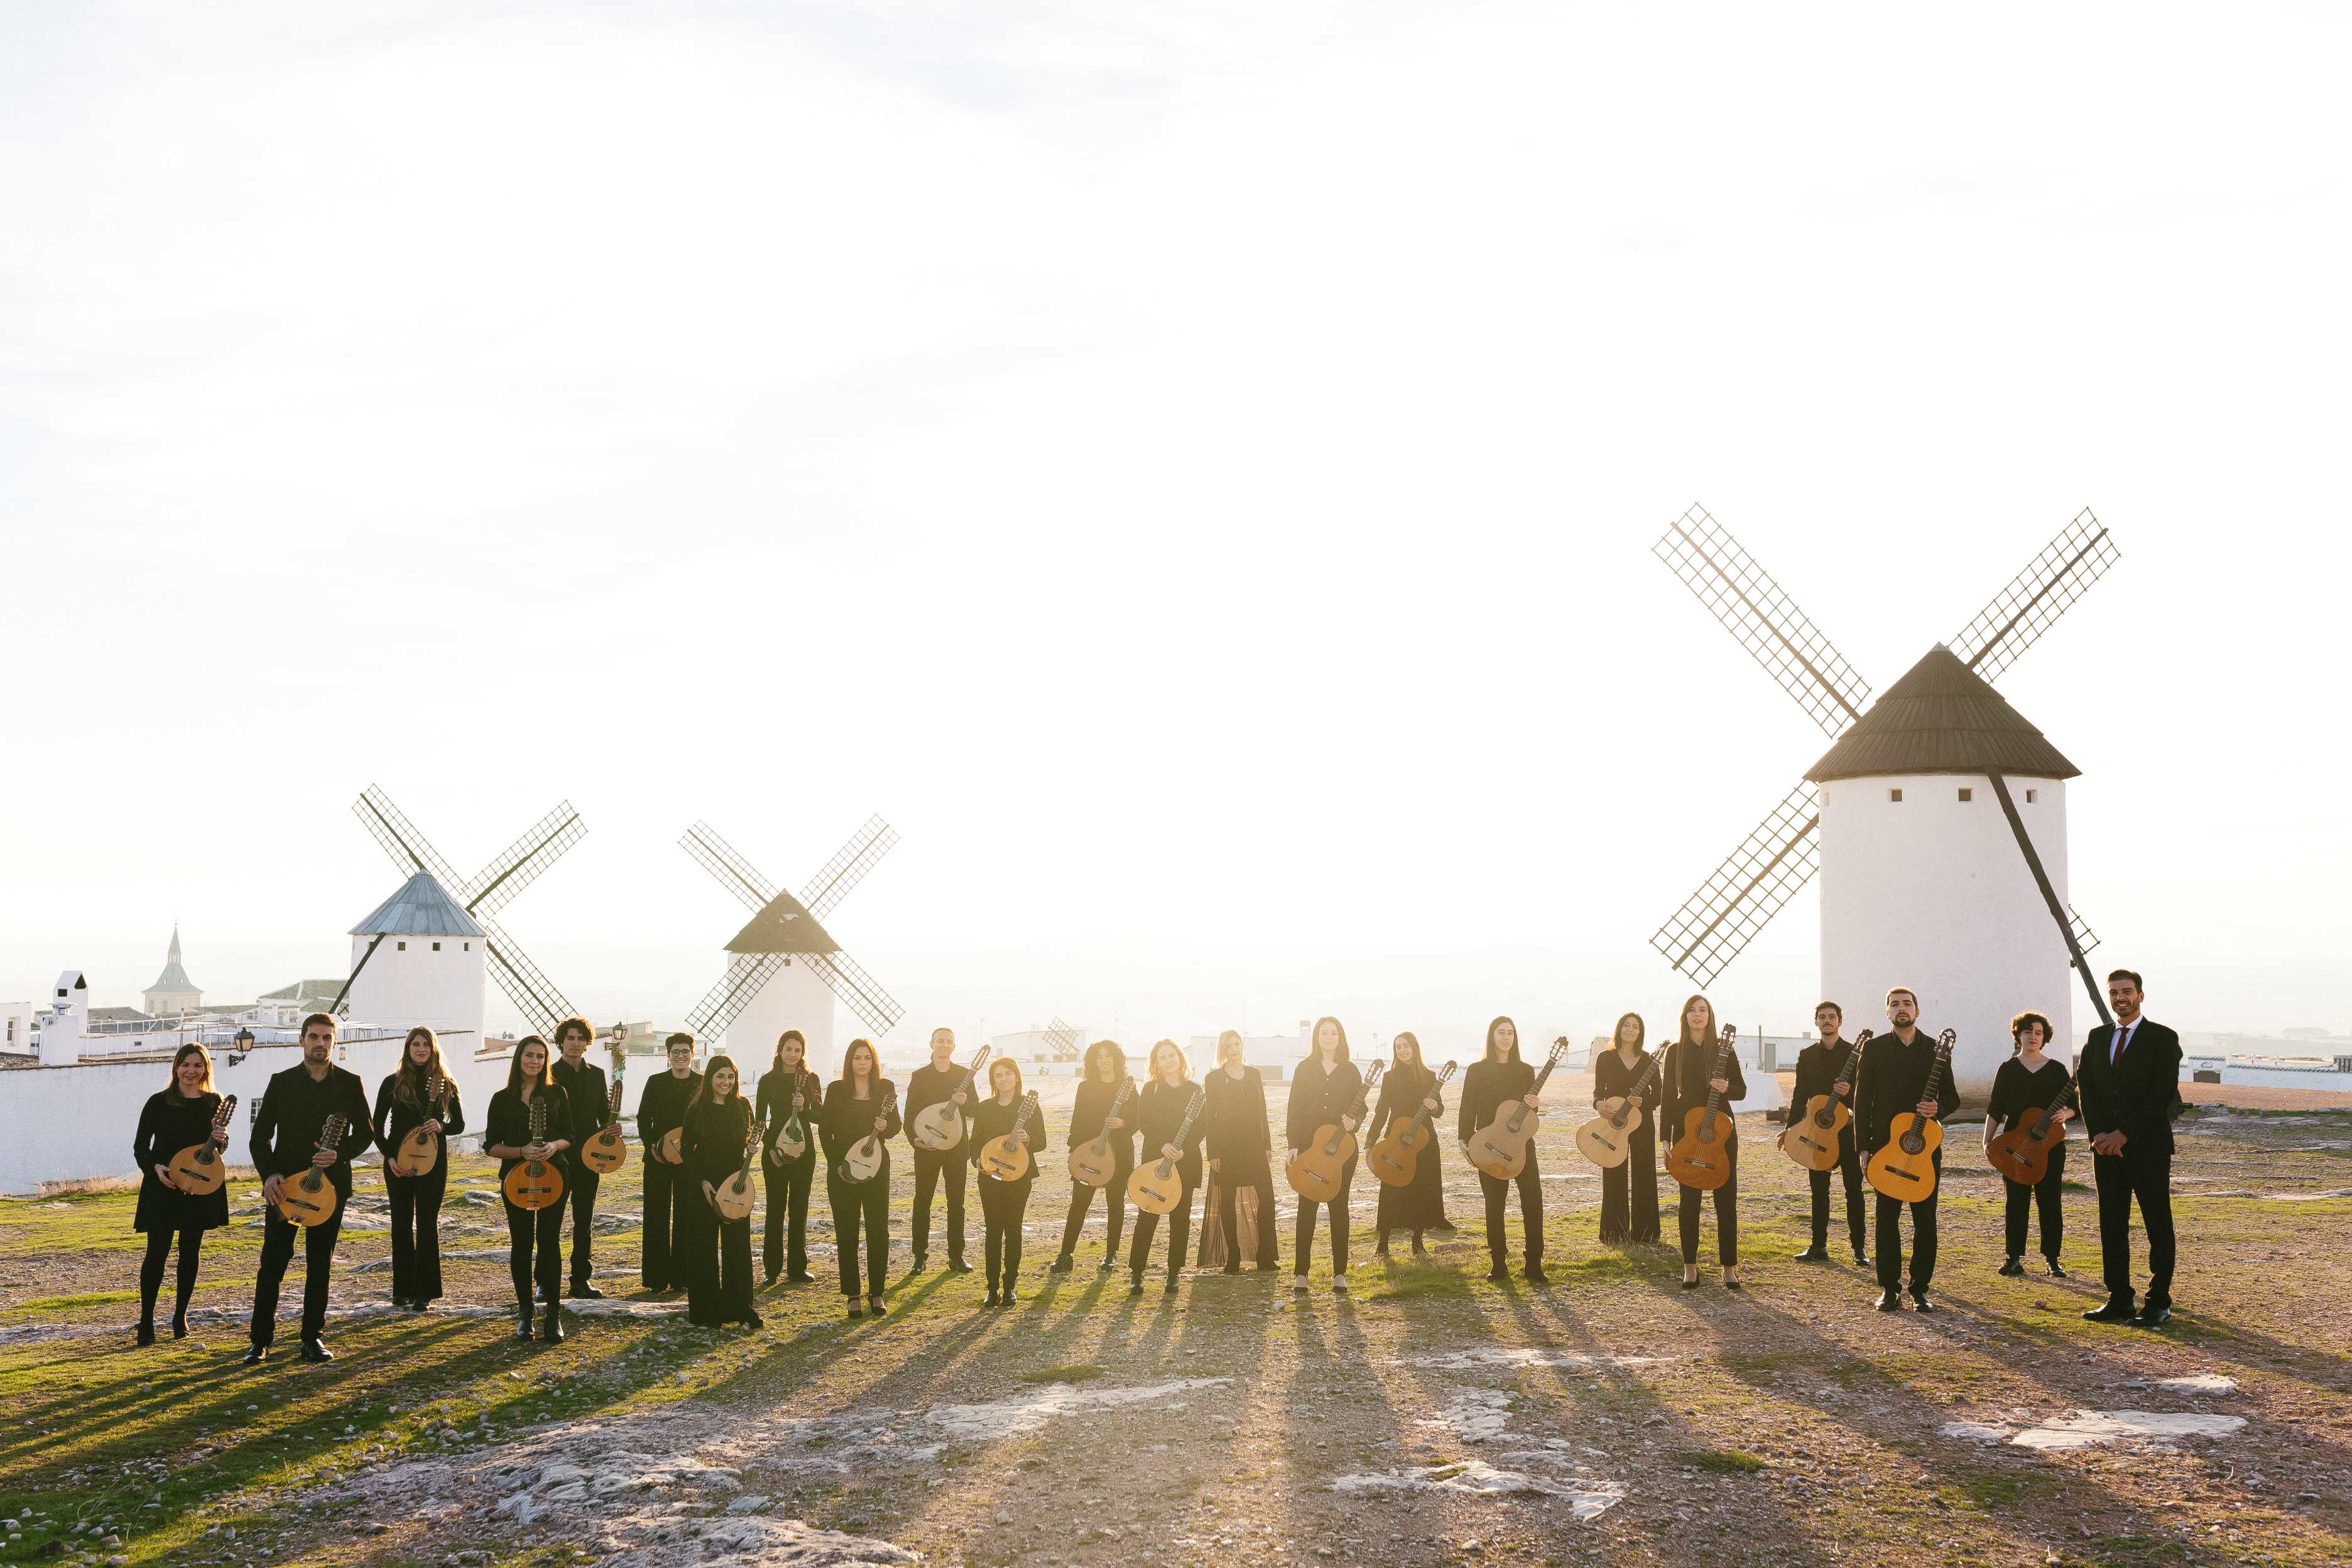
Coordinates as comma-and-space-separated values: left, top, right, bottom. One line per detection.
678, 816, 905, 1074
1041, 1018, 1082, 1062
1649, 505, 2120, 1094
336, 785, 586, 1043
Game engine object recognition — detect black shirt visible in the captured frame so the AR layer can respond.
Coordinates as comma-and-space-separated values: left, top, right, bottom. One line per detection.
1783, 1037, 1860, 1127
1286, 1057, 1364, 1152
1459, 1056, 1535, 1142
638, 1069, 702, 1150
1987, 1055, 2073, 1131
756, 1065, 824, 1155
1372, 1064, 1442, 1139
1661, 1037, 1749, 1136
680, 1094, 755, 1187
1068, 1077, 1136, 1155
1134, 1079, 1206, 1184
1202, 1065, 1272, 1175
484, 1083, 574, 1177
821, 1079, 901, 1172
249, 1062, 374, 1194
1853, 1032, 1959, 1156
904, 1060, 973, 1140
969, 1095, 1041, 1182
551, 1056, 610, 1146
373, 1070, 467, 1158
133, 1090, 232, 1232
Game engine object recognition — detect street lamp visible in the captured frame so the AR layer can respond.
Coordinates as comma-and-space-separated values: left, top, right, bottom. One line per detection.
229, 1026, 254, 1067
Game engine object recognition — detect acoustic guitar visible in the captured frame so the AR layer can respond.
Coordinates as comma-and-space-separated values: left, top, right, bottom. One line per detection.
1576, 1045, 1669, 1170
1288, 1062, 1382, 1203
1067, 1077, 1135, 1188
580, 1072, 629, 1175
1369, 1062, 1457, 1187
276, 1114, 349, 1228
1987, 1056, 2081, 1187
908, 1045, 991, 1152
1664, 1024, 1741, 1191
1780, 1029, 1873, 1173
165, 1094, 239, 1197
1126, 1084, 1207, 1215
834, 1086, 896, 1185
1866, 1029, 1956, 1204
1466, 1038, 1570, 1180
395, 1073, 451, 1179
976, 1091, 1042, 1183
501, 1094, 567, 1211
768, 1077, 813, 1165
712, 1114, 765, 1222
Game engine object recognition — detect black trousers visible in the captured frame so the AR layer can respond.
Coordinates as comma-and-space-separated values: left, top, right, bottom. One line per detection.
250, 1205, 340, 1346
761, 1150, 815, 1278
910, 1148, 967, 1262
2094, 1144, 2174, 1309
558, 1166, 599, 1288
1479, 1150, 1545, 1266
1214, 1164, 1280, 1269
2003, 1143, 2066, 1260
385, 1162, 447, 1303
641, 1157, 688, 1290
1874, 1188, 1939, 1293
1059, 1153, 1132, 1261
978, 1173, 1032, 1290
828, 1173, 890, 1297
1129, 1178, 1196, 1276
1292, 1155, 1357, 1275
1677, 1177, 1738, 1266
139, 1228, 203, 1324
1808, 1131, 1867, 1255
505, 1199, 563, 1305
681, 1194, 754, 1324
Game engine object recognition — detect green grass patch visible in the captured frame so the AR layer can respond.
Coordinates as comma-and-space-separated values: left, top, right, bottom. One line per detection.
1368, 1268, 1473, 1303
1, 1288, 138, 1317
1018, 1363, 1106, 1384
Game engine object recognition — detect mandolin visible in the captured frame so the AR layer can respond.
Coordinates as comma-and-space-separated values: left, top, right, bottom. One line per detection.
834, 1086, 896, 1185
276, 1114, 349, 1228
1288, 1062, 1382, 1202
165, 1094, 239, 1196
501, 1094, 567, 1211
1780, 1030, 1873, 1173
1866, 1030, 1956, 1204
1466, 1038, 1570, 1180
1576, 1045, 1670, 1170
1664, 1024, 1741, 1191
712, 1114, 764, 1222
1987, 1055, 2081, 1187
976, 1092, 1042, 1183
395, 1073, 451, 1178
768, 1078, 812, 1165
1126, 1084, 1207, 1215
1369, 1062, 1457, 1187
580, 1066, 629, 1175
1067, 1077, 1135, 1188
908, 1045, 991, 1152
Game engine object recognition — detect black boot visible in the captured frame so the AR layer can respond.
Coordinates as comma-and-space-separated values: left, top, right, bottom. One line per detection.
135, 1318, 156, 1348
170, 1305, 189, 1340
1049, 1255, 1074, 1274
541, 1303, 565, 1343
1412, 1232, 1429, 1260
516, 1300, 535, 1341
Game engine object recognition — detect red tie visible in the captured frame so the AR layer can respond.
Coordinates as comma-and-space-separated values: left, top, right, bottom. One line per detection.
2110, 1025, 2132, 1065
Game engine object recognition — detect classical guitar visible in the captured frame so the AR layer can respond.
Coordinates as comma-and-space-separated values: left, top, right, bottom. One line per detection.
1866, 1029, 1956, 1204
165, 1094, 239, 1197
908, 1045, 992, 1152
1126, 1084, 1207, 1215
501, 1094, 567, 1211
1576, 1045, 1669, 1170
976, 1092, 1042, 1183
1288, 1062, 1382, 1203
1369, 1062, 1457, 1187
580, 1069, 629, 1175
768, 1077, 812, 1165
1780, 1029, 1873, 1173
1664, 1024, 1741, 1191
1986, 1058, 2079, 1187
1066, 1078, 1135, 1188
1466, 1038, 1570, 1180
395, 1073, 451, 1179
834, 1086, 896, 1185
712, 1114, 765, 1222
277, 1114, 349, 1228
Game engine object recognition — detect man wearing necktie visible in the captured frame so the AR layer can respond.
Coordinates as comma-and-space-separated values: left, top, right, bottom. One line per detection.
2074, 969, 2183, 1328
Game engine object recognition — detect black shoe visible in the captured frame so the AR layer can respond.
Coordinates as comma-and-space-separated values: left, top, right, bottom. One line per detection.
1524, 1263, 1548, 1285
1048, 1255, 1074, 1275
541, 1307, 565, 1344
1098, 1256, 1118, 1274
1794, 1245, 1831, 1263
847, 1300, 864, 1320
1372, 1244, 1390, 1261
948, 1258, 974, 1275
763, 1272, 780, 1289
1909, 1292, 1935, 1312
567, 1283, 605, 1300
984, 1289, 1001, 1308
2130, 1304, 2172, 1330
866, 1293, 886, 1316
910, 1254, 928, 1275
1998, 1258, 2025, 1278
516, 1307, 535, 1340
1001, 1288, 1018, 1307
1682, 1277, 1702, 1291
1221, 1263, 1241, 1275
136, 1320, 156, 1347
1164, 1274, 1180, 1295
171, 1310, 188, 1339
1853, 1251, 1871, 1268
1487, 1263, 1510, 1283
242, 1342, 270, 1364
1411, 1237, 1429, 1260
1128, 1274, 1145, 1296
1724, 1277, 1742, 1291
2082, 1299, 2137, 1323
743, 1314, 763, 1329
298, 1338, 332, 1363
1875, 1291, 1902, 1312
2045, 1258, 2068, 1279
788, 1269, 815, 1284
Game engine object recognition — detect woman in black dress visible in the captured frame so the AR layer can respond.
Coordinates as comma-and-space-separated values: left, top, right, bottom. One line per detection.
1127, 1040, 1206, 1295
484, 1035, 574, 1341
1662, 994, 1745, 1289
1286, 1015, 1363, 1294
680, 1053, 760, 1329
821, 1038, 900, 1319
1202, 1030, 1278, 1273
1458, 1016, 1545, 1284
756, 1029, 823, 1287
1052, 1040, 1134, 1274
1593, 1012, 1660, 1245
1371, 1031, 1447, 1260
373, 1026, 465, 1310
130, 1043, 232, 1344
969, 1057, 1038, 1307
1984, 1010, 2074, 1278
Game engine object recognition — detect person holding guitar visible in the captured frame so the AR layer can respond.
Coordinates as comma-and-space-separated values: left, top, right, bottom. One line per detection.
821, 1038, 900, 1318
1285, 1016, 1364, 1294
1854, 987, 1958, 1311
245, 1013, 373, 1364
1458, 1016, 1547, 1285
1371, 1032, 1447, 1260
1051, 1040, 1136, 1275
1202, 1030, 1278, 1274
1780, 1003, 1869, 1267
2076, 969, 2182, 1329
1128, 1040, 1207, 1296
636, 1032, 702, 1295
678, 1053, 761, 1329
1984, 1010, 2073, 1279
485, 1036, 575, 1342
372, 1026, 466, 1312
968, 1058, 1038, 1307
904, 1026, 976, 1277
549, 1016, 609, 1301
1661, 997, 1745, 1290
130, 1043, 232, 1345
756, 1028, 824, 1287
1591, 1014, 1660, 1246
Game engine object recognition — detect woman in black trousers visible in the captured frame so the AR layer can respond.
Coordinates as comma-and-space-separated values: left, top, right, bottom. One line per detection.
1371, 1032, 1448, 1260
1202, 1030, 1278, 1273
484, 1036, 574, 1341
822, 1039, 899, 1319
969, 1058, 1038, 1307
680, 1053, 760, 1328
1593, 1013, 1660, 1245
373, 1026, 464, 1310
1286, 1015, 1364, 1293
1052, 1040, 1135, 1273
1662, 994, 1745, 1289
1986, 1010, 2073, 1278
756, 1030, 823, 1286
1459, 1015, 1545, 1283
1128, 1040, 1206, 1295
130, 1043, 232, 1344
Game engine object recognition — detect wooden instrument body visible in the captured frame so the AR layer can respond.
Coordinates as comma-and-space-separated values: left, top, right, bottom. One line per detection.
1127, 1156, 1188, 1215
580, 1079, 628, 1174
656, 1128, 683, 1165
1664, 1105, 1736, 1190
166, 1094, 237, 1195
1986, 1119, 2064, 1186
1572, 1099, 1643, 1170
768, 1092, 810, 1165
1366, 1114, 1429, 1187
277, 1111, 348, 1227
396, 1124, 442, 1178
710, 1172, 756, 1221
1066, 1081, 1134, 1188
977, 1135, 1032, 1183
1466, 1105, 1536, 1181
502, 1097, 566, 1211
1780, 1096, 1853, 1172
1285, 1127, 1358, 1202
1865, 1116, 1944, 1202
907, 1101, 966, 1153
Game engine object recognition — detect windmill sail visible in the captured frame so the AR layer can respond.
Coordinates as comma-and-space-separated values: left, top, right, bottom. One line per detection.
1653, 505, 1873, 737
803, 948, 905, 1037
680, 821, 780, 912
801, 816, 900, 921
685, 950, 788, 1042
1650, 782, 1822, 986
463, 802, 586, 920
1949, 509, 2120, 683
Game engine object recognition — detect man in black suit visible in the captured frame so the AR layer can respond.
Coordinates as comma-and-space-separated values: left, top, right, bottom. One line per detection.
550, 1016, 609, 1300
1854, 987, 1957, 1312
1782, 1001, 1870, 1268
2075, 969, 2181, 1329
246, 1013, 374, 1363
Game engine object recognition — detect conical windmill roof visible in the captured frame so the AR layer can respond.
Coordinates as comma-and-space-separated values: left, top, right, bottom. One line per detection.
726, 890, 841, 956
1805, 645, 2081, 783
351, 871, 487, 938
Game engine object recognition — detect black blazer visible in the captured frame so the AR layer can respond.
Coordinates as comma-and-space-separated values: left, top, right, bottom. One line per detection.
1852, 1032, 1959, 1157
2075, 1018, 2181, 1155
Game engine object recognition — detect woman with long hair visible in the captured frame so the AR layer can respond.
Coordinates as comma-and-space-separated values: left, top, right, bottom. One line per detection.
680, 1053, 760, 1329
1202, 1029, 1278, 1273
756, 1029, 823, 1286
821, 1038, 900, 1318
484, 1036, 575, 1341
1285, 1016, 1363, 1293
1052, 1039, 1135, 1274
1593, 1013, 1660, 1245
1371, 1031, 1448, 1260
969, 1057, 1038, 1307
373, 1026, 465, 1310
1662, 993, 1746, 1288
1458, 1015, 1545, 1283
129, 1043, 231, 1344
1128, 1040, 1206, 1295
1985, 1010, 2072, 1278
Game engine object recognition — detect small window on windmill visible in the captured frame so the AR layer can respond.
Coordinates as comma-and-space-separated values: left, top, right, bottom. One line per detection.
1888, 788, 1903, 803
432, 942, 442, 952
1957, 788, 1973, 802
397, 940, 407, 951
2025, 789, 2038, 803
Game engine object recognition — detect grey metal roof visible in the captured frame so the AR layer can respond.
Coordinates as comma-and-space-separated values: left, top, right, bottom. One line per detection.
350, 871, 487, 937
725, 890, 841, 956
1805, 645, 2081, 783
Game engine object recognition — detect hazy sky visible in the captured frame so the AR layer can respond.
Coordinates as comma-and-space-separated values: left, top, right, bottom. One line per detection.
5, 3, 2348, 1063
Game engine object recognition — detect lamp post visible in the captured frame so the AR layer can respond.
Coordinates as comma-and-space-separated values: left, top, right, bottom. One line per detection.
230, 1026, 254, 1067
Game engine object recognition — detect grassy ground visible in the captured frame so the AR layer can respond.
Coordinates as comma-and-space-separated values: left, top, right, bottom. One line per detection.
1, 1075, 2348, 1567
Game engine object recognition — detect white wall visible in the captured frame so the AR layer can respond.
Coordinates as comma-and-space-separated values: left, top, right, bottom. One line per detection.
722, 957, 839, 1078
344, 932, 486, 1047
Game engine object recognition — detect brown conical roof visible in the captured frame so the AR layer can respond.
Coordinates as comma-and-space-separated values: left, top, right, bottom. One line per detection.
1804, 645, 2080, 783
724, 890, 842, 956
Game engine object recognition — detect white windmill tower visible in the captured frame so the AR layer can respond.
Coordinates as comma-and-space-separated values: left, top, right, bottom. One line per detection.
678, 816, 905, 1075
1650, 507, 2121, 1095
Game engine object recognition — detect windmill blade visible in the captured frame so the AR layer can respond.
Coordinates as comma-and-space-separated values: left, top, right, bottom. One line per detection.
683, 950, 788, 1042
1043, 1017, 1081, 1058
2067, 903, 2101, 957
1649, 781, 1822, 986
479, 913, 578, 1040
1949, 509, 2120, 683
800, 815, 900, 920
464, 801, 586, 918
354, 785, 470, 892
802, 947, 905, 1038
680, 821, 780, 912
1653, 505, 1873, 737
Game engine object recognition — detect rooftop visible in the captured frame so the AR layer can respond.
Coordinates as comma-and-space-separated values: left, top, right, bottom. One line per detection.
350, 871, 487, 939
1805, 645, 2081, 783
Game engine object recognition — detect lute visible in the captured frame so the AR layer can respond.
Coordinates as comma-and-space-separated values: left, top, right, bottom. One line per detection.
908, 1045, 991, 1152
501, 1094, 567, 1211
1866, 1029, 1956, 1203
768, 1074, 814, 1165
580, 1050, 629, 1175
395, 1072, 450, 1178
1287, 1062, 1383, 1202
976, 1091, 1042, 1182
1466, 1038, 1570, 1180
1369, 1061, 1457, 1187
712, 1113, 765, 1222
1663, 1024, 1741, 1191
1066, 1077, 1135, 1188
1126, 1084, 1207, 1215
834, 1086, 896, 1185
165, 1094, 238, 1197
1780, 1030, 1873, 1172
1575, 1045, 1670, 1170
277, 1113, 349, 1228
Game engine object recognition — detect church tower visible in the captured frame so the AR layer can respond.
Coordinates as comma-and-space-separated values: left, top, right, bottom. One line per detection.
141, 925, 204, 1018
